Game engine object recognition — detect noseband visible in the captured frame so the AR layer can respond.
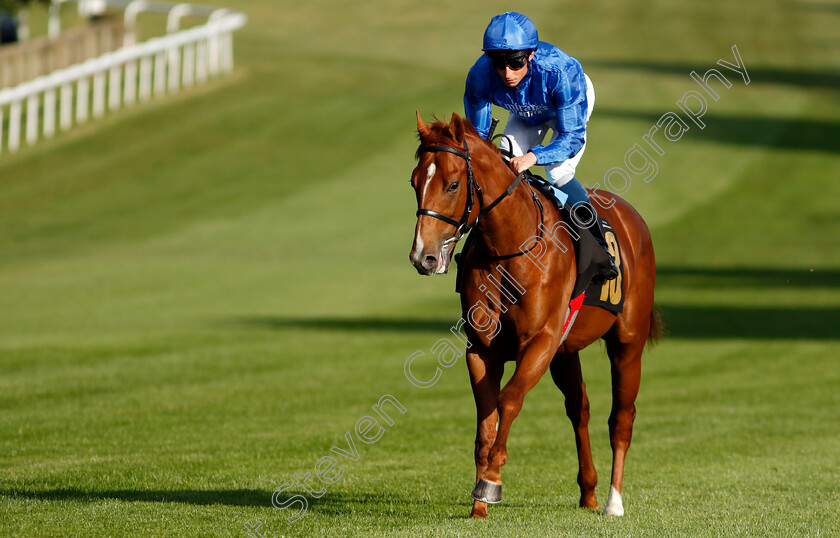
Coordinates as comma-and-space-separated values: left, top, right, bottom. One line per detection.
416, 137, 525, 246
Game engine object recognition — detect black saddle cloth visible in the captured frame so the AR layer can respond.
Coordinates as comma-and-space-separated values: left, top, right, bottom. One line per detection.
528, 177, 624, 314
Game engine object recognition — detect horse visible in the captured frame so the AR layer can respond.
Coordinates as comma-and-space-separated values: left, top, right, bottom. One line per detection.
408, 112, 661, 518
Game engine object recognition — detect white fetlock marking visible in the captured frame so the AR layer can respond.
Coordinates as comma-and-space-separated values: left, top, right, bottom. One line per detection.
603, 485, 624, 516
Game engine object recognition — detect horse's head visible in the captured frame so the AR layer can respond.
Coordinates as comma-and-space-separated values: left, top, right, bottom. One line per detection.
409, 112, 475, 275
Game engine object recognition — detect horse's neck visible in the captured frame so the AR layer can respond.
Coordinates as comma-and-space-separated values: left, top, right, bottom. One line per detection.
470, 138, 542, 258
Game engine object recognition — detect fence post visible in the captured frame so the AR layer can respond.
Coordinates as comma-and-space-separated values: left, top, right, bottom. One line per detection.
76, 76, 89, 124
93, 67, 106, 117
26, 92, 39, 145
182, 42, 194, 87
154, 49, 166, 96
139, 54, 152, 100
109, 62, 121, 111
168, 44, 180, 93
124, 59, 137, 105
124, 0, 147, 47
60, 82, 73, 130
9, 98, 22, 152
44, 84, 57, 138
166, 3, 192, 33
195, 38, 207, 83
208, 9, 228, 77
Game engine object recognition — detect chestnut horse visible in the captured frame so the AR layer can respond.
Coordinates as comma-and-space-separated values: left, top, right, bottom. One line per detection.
409, 113, 660, 518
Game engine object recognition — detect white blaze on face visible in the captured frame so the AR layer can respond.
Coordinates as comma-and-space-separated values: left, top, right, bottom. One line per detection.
422, 163, 436, 199
413, 162, 437, 256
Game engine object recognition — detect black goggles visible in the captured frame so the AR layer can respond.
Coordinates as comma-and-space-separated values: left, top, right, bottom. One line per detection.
487, 52, 530, 71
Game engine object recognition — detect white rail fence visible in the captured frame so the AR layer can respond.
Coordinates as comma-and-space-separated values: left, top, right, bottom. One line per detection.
0, 2, 246, 156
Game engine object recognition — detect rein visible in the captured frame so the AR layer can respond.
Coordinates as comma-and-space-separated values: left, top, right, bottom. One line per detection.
416, 137, 541, 259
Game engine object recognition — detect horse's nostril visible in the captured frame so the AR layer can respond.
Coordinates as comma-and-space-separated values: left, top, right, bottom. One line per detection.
424, 255, 437, 268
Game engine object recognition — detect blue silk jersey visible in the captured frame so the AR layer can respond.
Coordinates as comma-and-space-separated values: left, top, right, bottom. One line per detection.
464, 41, 588, 165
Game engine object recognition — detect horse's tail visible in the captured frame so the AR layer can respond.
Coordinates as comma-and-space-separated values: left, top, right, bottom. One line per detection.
647, 304, 665, 346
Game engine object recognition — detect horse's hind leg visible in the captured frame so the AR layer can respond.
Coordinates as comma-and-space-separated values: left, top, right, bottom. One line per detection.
603, 336, 645, 516
466, 349, 503, 519
550, 351, 599, 509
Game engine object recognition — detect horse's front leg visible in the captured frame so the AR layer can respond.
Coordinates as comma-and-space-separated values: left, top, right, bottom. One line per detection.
474, 332, 557, 503
466, 349, 503, 518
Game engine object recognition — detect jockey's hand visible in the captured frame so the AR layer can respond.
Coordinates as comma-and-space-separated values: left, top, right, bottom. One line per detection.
510, 152, 538, 175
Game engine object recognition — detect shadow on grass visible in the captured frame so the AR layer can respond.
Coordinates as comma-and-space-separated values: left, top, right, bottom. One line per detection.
791, 1, 840, 14
0, 487, 518, 514
657, 266, 840, 289
658, 266, 840, 340
0, 488, 271, 507
228, 316, 454, 334
587, 59, 840, 90
596, 109, 840, 154
227, 266, 840, 341
299, 490, 563, 517
659, 304, 840, 340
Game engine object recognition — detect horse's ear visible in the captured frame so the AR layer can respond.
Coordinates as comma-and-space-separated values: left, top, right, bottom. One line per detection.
450, 113, 465, 143
416, 110, 431, 139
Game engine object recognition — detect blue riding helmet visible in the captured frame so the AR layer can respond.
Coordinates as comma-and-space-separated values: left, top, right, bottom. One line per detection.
482, 12, 538, 51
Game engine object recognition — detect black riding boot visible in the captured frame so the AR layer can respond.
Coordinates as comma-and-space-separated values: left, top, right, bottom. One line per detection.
570, 202, 619, 281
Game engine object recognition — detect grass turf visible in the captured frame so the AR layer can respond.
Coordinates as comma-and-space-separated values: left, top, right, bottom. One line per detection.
1, 0, 839, 535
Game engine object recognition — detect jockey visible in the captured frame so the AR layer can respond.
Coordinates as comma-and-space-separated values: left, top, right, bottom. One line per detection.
464, 11, 618, 280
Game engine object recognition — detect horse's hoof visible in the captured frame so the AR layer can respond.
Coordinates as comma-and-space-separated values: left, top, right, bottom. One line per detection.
603, 485, 624, 516
471, 479, 502, 504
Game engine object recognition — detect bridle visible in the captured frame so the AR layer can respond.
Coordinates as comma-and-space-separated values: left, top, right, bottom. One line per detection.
415, 134, 546, 261
416, 137, 529, 249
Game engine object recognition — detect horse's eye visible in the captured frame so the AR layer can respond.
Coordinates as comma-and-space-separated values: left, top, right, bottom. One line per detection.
448, 182, 460, 192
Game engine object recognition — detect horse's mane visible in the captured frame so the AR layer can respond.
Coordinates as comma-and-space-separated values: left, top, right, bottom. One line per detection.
415, 116, 503, 161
